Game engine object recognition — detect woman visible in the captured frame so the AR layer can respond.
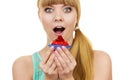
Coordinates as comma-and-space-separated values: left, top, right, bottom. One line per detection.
12, 0, 112, 80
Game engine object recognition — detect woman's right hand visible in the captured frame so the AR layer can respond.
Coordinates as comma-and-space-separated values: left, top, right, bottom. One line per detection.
39, 46, 58, 80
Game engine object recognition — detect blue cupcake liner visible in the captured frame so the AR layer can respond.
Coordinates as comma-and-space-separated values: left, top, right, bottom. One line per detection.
48, 44, 71, 49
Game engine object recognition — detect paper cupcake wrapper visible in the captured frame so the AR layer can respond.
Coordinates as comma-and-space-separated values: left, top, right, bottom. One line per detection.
48, 44, 71, 49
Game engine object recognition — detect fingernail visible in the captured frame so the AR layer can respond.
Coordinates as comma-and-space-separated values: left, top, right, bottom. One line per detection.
57, 47, 60, 50
55, 50, 57, 53
51, 46, 54, 49
54, 50, 58, 55
62, 46, 65, 48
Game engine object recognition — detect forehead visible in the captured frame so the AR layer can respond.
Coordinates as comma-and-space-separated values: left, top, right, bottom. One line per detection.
38, 0, 77, 8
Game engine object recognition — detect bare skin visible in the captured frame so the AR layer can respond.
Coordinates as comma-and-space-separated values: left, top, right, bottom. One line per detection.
12, 4, 112, 80
12, 49, 112, 80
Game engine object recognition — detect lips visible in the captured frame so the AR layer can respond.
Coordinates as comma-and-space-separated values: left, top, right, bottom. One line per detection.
53, 26, 65, 35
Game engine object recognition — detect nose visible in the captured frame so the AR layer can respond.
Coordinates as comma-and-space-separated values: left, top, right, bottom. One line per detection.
54, 12, 63, 22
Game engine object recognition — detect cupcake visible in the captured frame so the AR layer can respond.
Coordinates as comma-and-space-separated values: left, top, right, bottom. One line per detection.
48, 36, 71, 49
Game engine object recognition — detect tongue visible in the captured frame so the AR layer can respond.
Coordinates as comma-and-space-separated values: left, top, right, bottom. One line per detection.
55, 31, 62, 34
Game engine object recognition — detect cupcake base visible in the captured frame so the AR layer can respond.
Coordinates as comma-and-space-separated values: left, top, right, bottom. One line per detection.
48, 44, 71, 49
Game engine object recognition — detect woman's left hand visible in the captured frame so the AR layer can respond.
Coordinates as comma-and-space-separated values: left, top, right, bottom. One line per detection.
54, 46, 76, 80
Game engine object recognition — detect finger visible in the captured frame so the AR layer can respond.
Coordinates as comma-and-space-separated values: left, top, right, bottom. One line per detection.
54, 50, 68, 70
56, 47, 71, 65
46, 53, 55, 67
41, 53, 55, 73
42, 46, 54, 64
61, 46, 75, 63
54, 56, 69, 75
61, 46, 77, 71
40, 46, 54, 71
51, 61, 57, 71
53, 67, 58, 75
54, 56, 63, 72
48, 61, 57, 74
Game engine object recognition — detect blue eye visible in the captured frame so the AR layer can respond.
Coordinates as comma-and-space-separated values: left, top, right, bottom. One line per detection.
44, 8, 53, 13
64, 7, 72, 13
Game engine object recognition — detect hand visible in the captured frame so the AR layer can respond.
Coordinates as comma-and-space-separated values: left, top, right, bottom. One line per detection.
39, 46, 58, 80
54, 46, 76, 80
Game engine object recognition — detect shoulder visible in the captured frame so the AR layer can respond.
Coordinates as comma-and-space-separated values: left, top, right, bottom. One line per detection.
94, 50, 111, 63
12, 55, 33, 80
93, 50, 112, 80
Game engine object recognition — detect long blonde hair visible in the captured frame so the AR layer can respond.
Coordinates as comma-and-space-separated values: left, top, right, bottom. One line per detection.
37, 0, 94, 80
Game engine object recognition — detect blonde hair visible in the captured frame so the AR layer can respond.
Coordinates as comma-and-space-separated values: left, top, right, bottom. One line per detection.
70, 29, 94, 80
37, 0, 94, 80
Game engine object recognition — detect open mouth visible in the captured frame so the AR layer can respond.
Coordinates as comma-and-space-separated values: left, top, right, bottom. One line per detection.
53, 26, 65, 34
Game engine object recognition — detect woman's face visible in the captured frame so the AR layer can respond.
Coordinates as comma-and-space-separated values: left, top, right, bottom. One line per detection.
38, 4, 77, 43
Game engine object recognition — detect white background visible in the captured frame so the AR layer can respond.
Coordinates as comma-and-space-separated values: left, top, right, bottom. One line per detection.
0, 0, 120, 80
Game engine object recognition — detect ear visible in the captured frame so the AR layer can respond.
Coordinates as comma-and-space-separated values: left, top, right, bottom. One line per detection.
38, 10, 41, 21
75, 17, 78, 27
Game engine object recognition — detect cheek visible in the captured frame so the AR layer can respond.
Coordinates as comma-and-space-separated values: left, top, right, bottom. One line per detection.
41, 14, 52, 25
40, 14, 54, 32
64, 13, 77, 36
64, 14, 77, 26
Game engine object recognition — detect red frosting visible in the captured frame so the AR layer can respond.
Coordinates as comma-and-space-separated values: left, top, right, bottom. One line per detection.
51, 36, 69, 46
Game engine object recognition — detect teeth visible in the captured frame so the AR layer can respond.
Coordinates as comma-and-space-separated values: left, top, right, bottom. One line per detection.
56, 26, 63, 28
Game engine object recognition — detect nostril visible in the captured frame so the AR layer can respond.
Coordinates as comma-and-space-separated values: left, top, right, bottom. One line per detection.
54, 15, 63, 22
54, 18, 63, 22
